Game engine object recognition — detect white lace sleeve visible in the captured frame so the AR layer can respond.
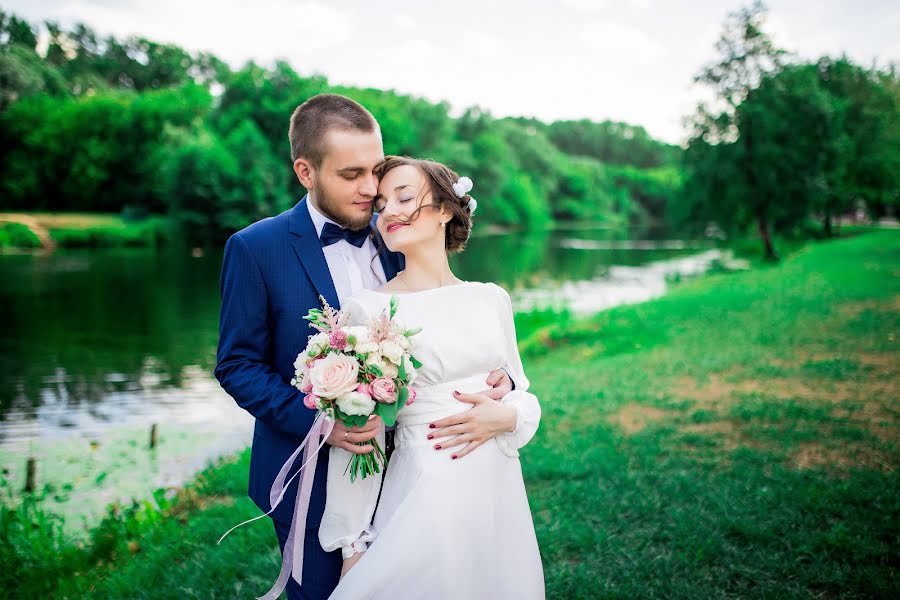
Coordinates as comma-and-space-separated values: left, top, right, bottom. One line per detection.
491, 284, 541, 458
318, 295, 384, 558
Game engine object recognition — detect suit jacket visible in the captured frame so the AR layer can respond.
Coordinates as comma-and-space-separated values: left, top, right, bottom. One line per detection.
215, 195, 405, 525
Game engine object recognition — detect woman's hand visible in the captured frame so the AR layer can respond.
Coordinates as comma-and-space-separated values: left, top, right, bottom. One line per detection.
426, 391, 518, 460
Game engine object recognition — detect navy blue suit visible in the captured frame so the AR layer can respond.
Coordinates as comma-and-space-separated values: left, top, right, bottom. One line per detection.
215, 196, 404, 598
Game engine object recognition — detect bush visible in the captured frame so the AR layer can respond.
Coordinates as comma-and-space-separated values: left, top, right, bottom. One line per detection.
0, 222, 41, 248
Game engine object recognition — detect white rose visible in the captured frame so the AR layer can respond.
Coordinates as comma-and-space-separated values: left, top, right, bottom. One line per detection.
307, 332, 330, 354
366, 354, 398, 379
309, 353, 359, 399
396, 335, 411, 351
336, 390, 376, 416
402, 355, 417, 384
355, 340, 380, 355
293, 354, 307, 372
344, 326, 371, 351
380, 340, 404, 365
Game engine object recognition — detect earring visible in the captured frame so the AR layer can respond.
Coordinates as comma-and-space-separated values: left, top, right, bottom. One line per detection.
441, 221, 446, 228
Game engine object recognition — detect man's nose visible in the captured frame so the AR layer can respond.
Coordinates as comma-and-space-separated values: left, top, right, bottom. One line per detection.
359, 173, 378, 198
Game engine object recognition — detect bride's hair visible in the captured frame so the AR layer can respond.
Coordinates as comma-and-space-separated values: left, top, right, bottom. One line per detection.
374, 156, 473, 254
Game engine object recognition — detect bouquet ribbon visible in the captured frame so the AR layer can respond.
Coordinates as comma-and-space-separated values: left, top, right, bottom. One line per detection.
217, 411, 335, 599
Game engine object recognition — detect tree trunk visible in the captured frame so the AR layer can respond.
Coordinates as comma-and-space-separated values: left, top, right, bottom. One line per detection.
823, 210, 833, 238
757, 209, 778, 261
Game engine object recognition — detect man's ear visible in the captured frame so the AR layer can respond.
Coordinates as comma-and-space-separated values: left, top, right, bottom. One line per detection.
293, 158, 315, 190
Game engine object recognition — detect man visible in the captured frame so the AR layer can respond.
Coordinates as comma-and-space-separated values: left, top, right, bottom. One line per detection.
215, 93, 513, 600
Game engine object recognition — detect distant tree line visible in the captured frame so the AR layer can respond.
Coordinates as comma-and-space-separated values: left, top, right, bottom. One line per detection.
1, 5, 896, 255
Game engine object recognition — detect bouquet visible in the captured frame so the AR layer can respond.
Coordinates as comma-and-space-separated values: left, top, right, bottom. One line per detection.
291, 295, 422, 482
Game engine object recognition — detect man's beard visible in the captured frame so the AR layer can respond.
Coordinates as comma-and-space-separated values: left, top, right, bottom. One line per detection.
314, 178, 373, 231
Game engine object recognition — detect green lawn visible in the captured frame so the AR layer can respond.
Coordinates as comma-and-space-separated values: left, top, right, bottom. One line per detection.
3, 228, 897, 599
0, 212, 172, 248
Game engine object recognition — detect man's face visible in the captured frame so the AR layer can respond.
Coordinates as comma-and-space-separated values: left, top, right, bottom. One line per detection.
310, 129, 384, 230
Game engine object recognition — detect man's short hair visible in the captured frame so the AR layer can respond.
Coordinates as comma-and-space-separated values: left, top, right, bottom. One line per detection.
288, 94, 379, 167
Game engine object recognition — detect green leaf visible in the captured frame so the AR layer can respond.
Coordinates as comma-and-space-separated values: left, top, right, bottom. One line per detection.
410, 355, 423, 369
368, 363, 383, 377
376, 399, 402, 427
398, 356, 406, 381
404, 326, 422, 336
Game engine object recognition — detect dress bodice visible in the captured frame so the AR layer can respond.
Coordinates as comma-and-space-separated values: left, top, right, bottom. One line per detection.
344, 282, 515, 427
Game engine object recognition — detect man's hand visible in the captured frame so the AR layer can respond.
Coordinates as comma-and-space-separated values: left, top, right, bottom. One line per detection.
478, 368, 513, 400
340, 551, 365, 580
326, 415, 382, 454
427, 391, 517, 460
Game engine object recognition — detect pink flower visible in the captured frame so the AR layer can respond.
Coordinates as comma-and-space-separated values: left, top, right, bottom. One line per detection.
356, 383, 370, 396
309, 354, 359, 399
405, 386, 417, 406
301, 371, 313, 394
329, 330, 348, 351
303, 394, 319, 410
369, 377, 397, 403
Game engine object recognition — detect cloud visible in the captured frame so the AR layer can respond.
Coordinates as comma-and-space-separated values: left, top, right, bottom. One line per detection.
49, 0, 354, 64
579, 22, 663, 66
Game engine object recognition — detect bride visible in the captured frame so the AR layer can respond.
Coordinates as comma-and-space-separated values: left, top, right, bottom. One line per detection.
318, 156, 545, 599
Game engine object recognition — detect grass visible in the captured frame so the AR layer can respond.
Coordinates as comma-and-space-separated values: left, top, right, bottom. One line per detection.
0, 212, 173, 248
2, 227, 898, 598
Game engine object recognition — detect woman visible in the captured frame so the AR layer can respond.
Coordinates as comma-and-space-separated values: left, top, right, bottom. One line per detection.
318, 156, 545, 599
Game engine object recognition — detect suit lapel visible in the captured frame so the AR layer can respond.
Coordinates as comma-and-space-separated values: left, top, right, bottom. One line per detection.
289, 196, 340, 309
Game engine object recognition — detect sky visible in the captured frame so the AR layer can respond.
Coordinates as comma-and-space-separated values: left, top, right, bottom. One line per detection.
5, 0, 899, 145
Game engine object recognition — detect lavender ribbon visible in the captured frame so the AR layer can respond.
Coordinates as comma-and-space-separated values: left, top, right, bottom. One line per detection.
217, 411, 335, 599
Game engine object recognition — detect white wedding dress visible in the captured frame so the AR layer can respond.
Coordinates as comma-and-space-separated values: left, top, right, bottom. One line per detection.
319, 281, 545, 599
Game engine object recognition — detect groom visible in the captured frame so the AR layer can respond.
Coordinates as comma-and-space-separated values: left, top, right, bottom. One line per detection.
215, 93, 512, 600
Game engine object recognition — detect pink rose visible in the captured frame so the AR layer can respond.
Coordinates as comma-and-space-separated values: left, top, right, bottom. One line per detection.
356, 383, 371, 396
303, 394, 319, 410
369, 377, 397, 403
405, 386, 417, 406
309, 353, 359, 399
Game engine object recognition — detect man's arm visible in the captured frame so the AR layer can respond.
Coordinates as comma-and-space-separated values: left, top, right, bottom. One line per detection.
214, 233, 315, 438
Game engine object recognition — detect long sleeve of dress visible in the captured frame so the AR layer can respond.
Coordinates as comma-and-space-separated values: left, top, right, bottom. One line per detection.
318, 296, 384, 559
491, 284, 542, 458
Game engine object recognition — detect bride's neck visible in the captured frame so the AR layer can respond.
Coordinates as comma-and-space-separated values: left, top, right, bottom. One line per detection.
394, 246, 458, 291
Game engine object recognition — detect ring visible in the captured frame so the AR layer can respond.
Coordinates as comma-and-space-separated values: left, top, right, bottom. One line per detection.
344, 431, 349, 441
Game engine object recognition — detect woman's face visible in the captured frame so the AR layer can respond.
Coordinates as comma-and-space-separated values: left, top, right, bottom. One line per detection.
374, 164, 447, 253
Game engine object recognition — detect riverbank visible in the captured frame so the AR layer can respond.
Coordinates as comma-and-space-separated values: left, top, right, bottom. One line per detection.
0, 212, 172, 249
3, 227, 897, 598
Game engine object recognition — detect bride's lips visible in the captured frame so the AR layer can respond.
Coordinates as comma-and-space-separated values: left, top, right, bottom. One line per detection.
385, 222, 409, 234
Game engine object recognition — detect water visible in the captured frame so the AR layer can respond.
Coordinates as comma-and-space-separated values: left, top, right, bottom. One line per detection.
0, 226, 740, 534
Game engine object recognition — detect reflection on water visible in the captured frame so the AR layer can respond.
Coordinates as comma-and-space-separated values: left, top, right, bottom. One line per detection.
513, 248, 749, 315
0, 226, 732, 528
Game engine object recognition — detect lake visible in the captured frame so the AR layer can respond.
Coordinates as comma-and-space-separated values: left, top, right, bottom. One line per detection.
0, 225, 744, 534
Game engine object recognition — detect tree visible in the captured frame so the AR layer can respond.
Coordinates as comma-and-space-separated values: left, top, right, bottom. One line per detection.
686, 1, 788, 260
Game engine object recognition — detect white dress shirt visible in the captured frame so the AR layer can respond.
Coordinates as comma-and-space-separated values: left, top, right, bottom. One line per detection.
307, 199, 388, 304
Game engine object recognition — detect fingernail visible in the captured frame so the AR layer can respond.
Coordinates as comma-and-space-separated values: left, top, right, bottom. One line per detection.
451, 455, 457, 460
453, 390, 460, 396
427, 434, 433, 439
435, 444, 441, 449
429, 424, 435, 429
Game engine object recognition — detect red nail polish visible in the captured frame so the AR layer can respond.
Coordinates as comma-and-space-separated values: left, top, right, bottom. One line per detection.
427, 434, 433, 439
435, 445, 441, 449
451, 454, 457, 460
429, 424, 435, 429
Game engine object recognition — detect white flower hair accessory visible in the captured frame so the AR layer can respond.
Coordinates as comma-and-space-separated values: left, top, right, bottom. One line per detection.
452, 176, 476, 214
452, 176, 473, 198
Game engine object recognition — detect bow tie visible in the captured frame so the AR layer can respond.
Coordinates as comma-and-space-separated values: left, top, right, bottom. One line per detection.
319, 221, 372, 248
